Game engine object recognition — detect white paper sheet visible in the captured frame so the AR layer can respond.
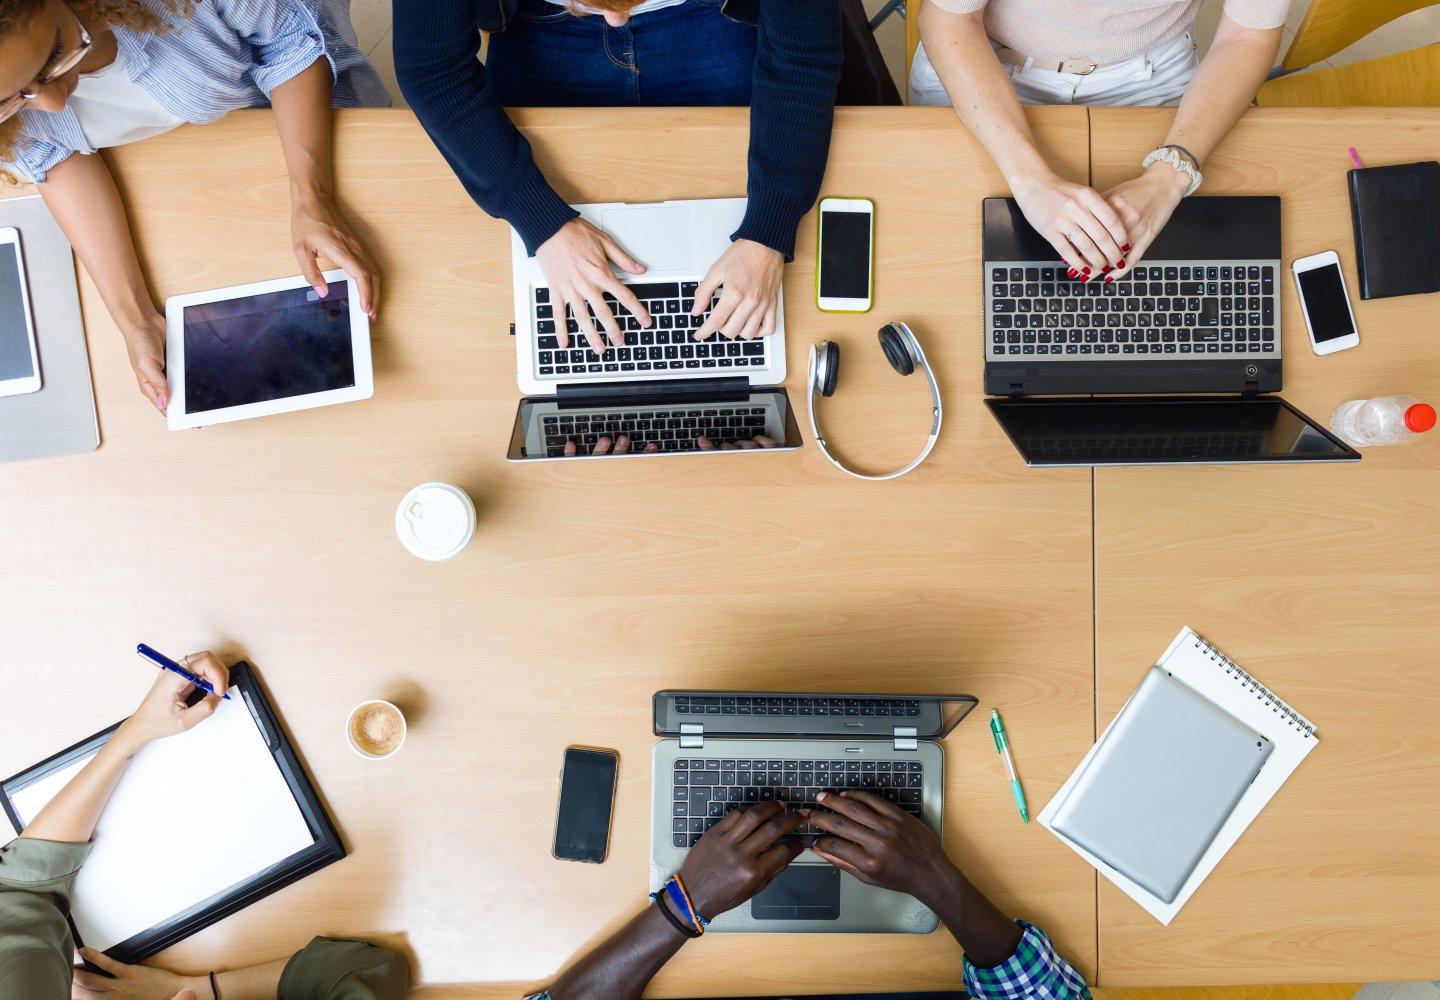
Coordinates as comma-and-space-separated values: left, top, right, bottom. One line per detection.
1039, 626, 1319, 924
7, 689, 316, 951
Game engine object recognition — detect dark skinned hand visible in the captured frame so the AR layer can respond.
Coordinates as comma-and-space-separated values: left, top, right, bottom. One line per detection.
807, 790, 957, 906
676, 800, 807, 920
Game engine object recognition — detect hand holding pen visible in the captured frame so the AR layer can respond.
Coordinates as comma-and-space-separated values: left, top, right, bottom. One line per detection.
115, 647, 232, 753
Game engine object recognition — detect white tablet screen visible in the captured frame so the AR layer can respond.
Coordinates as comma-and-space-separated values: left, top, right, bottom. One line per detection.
0, 242, 35, 381
183, 281, 355, 414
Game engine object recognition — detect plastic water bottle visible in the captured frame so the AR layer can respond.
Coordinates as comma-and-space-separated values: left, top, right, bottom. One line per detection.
1329, 395, 1437, 448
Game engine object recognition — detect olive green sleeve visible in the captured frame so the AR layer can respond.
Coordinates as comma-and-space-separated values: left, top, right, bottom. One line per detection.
0, 837, 92, 1000
278, 937, 412, 1000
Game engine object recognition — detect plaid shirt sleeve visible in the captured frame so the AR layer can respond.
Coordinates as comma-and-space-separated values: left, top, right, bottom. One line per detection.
962, 920, 1093, 1000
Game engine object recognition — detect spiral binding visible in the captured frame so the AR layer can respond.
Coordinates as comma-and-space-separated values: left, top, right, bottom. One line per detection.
1191, 634, 1315, 739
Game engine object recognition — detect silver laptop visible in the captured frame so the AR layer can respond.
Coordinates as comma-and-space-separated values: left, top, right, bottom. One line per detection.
649, 690, 978, 933
507, 197, 796, 461
1049, 667, 1273, 903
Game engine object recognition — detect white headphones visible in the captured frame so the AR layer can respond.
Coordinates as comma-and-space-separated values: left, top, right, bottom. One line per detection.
806, 322, 942, 481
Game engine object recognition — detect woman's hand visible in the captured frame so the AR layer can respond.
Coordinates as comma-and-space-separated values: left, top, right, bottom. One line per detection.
535, 219, 653, 356
72, 948, 206, 1000
1011, 170, 1131, 279
113, 652, 230, 756
121, 312, 169, 414
691, 239, 782, 342
807, 790, 959, 907
1101, 164, 1192, 278
292, 195, 381, 321
676, 800, 806, 919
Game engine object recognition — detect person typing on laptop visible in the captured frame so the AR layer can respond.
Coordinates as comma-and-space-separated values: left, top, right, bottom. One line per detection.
394, 0, 842, 357
913, 0, 1286, 279
521, 793, 1091, 1000
0, 653, 409, 1000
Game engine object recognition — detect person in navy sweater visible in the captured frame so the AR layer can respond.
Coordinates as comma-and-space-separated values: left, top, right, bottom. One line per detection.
394, 0, 841, 357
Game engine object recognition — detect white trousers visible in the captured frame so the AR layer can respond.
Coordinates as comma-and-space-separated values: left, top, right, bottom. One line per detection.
909, 29, 1199, 107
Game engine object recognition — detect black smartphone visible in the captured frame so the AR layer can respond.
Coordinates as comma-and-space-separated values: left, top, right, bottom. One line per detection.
553, 746, 618, 863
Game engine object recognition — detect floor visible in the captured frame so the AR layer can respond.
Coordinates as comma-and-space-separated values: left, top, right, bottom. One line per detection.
343, 4, 1432, 998
348, 0, 1440, 107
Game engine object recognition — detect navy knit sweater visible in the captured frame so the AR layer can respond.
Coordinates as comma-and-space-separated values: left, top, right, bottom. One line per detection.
393, 0, 842, 260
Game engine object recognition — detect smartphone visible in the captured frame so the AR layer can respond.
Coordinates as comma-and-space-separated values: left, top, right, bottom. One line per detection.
816, 196, 874, 313
0, 227, 41, 398
1291, 250, 1360, 355
553, 746, 618, 864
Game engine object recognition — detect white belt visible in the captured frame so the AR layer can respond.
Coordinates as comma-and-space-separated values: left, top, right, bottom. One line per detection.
993, 47, 1102, 76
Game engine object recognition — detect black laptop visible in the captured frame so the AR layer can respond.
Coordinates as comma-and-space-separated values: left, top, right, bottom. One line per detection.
981, 196, 1359, 467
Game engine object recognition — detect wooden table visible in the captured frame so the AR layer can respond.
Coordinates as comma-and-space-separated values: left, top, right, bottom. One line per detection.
0, 108, 1101, 996
1090, 109, 1440, 986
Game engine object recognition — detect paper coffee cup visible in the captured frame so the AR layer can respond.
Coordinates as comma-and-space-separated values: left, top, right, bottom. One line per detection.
395, 482, 475, 561
346, 700, 407, 760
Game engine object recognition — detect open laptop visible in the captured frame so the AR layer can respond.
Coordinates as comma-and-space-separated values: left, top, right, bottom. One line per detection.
981, 196, 1360, 466
508, 198, 800, 461
650, 690, 978, 933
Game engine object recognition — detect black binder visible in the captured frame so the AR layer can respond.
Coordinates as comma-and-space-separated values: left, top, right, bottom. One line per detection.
0, 661, 344, 964
1348, 160, 1440, 300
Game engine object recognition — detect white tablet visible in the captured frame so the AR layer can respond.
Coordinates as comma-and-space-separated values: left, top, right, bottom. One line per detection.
165, 270, 372, 430
0, 226, 41, 398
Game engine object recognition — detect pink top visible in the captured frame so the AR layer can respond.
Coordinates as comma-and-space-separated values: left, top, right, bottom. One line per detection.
925, 0, 1290, 63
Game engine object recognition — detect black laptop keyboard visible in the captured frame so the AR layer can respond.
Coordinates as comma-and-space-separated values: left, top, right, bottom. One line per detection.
671, 757, 927, 848
532, 282, 770, 379
540, 407, 769, 457
985, 262, 1279, 360
676, 695, 923, 717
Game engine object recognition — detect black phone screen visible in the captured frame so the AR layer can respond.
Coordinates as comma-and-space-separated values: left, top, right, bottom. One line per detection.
819, 209, 872, 300
554, 748, 617, 863
1296, 262, 1355, 343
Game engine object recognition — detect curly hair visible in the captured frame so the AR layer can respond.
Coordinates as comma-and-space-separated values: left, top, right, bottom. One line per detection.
0, 0, 193, 175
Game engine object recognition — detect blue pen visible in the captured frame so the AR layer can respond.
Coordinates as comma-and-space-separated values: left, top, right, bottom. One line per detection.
136, 643, 230, 700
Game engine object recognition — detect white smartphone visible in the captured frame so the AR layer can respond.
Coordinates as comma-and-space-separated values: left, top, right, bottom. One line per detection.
816, 196, 874, 313
1291, 250, 1359, 355
0, 226, 41, 397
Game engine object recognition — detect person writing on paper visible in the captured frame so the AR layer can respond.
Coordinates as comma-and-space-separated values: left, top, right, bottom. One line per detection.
0, 0, 390, 414
521, 794, 1091, 999
394, 0, 843, 356
0, 652, 410, 1000
913, 0, 1286, 279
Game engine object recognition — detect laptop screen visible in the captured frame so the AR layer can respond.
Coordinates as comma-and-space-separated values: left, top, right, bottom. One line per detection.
652, 692, 979, 741
986, 396, 1360, 467
507, 387, 803, 460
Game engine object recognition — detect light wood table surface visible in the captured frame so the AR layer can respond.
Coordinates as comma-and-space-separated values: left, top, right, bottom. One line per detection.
1089, 109, 1440, 986
0, 108, 1101, 996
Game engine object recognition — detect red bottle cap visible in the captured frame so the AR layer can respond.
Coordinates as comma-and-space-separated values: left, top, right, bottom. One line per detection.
1404, 403, 1436, 433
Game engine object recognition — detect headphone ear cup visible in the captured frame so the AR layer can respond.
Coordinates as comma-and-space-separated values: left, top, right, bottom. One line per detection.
878, 324, 916, 376
818, 341, 840, 397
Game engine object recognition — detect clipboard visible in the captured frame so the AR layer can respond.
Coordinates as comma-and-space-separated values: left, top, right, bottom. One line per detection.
0, 662, 344, 963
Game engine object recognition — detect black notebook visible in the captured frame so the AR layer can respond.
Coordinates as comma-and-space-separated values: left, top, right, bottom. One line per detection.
1348, 161, 1440, 299
1, 662, 344, 963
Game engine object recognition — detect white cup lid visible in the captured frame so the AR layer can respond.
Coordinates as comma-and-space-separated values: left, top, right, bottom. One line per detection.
395, 483, 475, 561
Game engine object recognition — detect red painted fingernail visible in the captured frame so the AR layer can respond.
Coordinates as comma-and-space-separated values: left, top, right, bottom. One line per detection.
1104, 275, 1114, 284
1116, 259, 1126, 268
1081, 266, 1091, 275
1121, 244, 1132, 253
1067, 268, 1078, 278
1101, 265, 1112, 274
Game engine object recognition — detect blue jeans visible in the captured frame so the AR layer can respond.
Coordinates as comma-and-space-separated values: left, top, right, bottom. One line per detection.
486, 0, 758, 107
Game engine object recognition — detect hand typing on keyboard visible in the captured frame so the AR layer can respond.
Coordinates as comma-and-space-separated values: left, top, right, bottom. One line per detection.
535, 219, 654, 355
1100, 166, 1190, 280
808, 790, 963, 909
675, 800, 807, 922
691, 239, 783, 342
1011, 172, 1130, 279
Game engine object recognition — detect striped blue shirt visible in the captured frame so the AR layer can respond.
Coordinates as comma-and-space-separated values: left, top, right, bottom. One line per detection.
9, 0, 390, 183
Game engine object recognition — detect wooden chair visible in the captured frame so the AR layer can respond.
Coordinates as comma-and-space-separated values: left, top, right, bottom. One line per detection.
1278, 0, 1438, 70
1258, 43, 1440, 105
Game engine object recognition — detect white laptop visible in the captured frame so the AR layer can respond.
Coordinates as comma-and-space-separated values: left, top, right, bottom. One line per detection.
506, 198, 798, 462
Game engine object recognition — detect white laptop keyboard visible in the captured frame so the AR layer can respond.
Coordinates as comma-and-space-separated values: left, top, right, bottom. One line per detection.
531, 280, 771, 380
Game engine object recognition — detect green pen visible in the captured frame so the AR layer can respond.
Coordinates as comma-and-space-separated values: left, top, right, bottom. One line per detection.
990, 709, 1029, 823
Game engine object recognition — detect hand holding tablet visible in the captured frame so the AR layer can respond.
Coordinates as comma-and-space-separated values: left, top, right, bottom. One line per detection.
164, 270, 374, 430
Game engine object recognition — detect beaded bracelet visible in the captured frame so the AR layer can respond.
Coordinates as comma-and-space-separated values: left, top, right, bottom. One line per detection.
653, 891, 701, 938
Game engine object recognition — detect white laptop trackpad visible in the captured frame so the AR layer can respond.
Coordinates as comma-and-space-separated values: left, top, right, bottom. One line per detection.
600, 206, 692, 272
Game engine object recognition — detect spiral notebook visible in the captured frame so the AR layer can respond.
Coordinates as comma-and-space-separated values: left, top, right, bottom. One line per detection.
1039, 627, 1318, 924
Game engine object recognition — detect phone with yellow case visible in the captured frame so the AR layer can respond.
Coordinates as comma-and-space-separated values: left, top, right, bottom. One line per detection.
816, 197, 874, 313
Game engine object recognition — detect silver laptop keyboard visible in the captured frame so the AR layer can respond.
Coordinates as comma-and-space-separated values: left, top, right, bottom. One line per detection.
532, 281, 770, 379
985, 261, 1279, 361
671, 757, 928, 849
540, 406, 768, 457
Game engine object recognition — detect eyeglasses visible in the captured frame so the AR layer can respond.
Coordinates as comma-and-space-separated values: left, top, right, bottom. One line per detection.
0, 1, 92, 124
